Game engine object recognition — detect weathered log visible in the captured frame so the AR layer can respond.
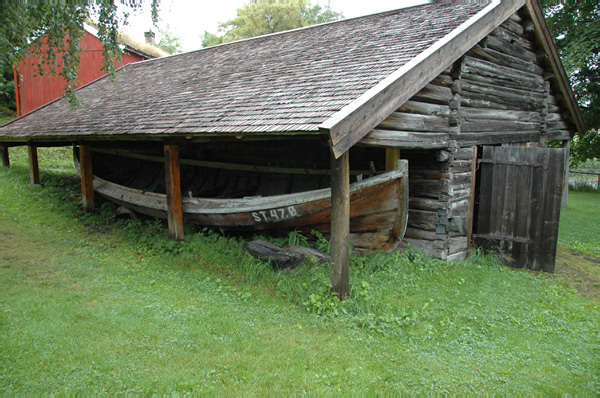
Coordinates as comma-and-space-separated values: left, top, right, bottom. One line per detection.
461, 108, 541, 122
483, 35, 537, 63
546, 130, 571, 141
454, 131, 541, 147
409, 196, 445, 212
243, 240, 306, 271
398, 100, 450, 117
461, 91, 541, 112
412, 84, 453, 104
462, 56, 545, 89
377, 112, 449, 133
500, 18, 525, 37
469, 45, 544, 76
461, 79, 545, 104
490, 26, 534, 51
460, 119, 540, 133
359, 129, 449, 150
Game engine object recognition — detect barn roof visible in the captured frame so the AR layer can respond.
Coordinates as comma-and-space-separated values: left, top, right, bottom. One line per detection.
0, 0, 585, 157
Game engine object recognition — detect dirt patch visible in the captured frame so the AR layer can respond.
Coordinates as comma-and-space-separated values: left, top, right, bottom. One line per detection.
554, 248, 600, 302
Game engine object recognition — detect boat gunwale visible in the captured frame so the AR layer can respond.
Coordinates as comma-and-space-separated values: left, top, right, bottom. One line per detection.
93, 163, 407, 214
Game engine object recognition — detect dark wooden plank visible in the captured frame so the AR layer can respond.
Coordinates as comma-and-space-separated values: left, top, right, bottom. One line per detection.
466, 146, 477, 249
0, 145, 9, 167
79, 144, 95, 212
476, 146, 495, 247
527, 148, 547, 270
538, 149, 565, 272
511, 148, 534, 268
324, 0, 527, 158
164, 143, 184, 241
330, 150, 350, 299
28, 144, 40, 185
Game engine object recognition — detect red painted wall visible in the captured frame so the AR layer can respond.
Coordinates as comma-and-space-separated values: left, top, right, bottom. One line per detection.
16, 31, 148, 115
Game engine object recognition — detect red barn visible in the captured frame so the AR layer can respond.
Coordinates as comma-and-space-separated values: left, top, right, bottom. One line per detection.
14, 25, 165, 116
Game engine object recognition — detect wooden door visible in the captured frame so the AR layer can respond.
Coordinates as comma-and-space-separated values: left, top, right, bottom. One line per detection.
474, 146, 566, 272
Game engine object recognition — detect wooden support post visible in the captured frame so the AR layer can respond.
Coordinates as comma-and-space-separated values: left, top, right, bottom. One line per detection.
164, 143, 184, 241
0, 145, 9, 167
28, 143, 40, 185
561, 140, 570, 209
79, 144, 95, 212
385, 147, 401, 170
330, 150, 350, 300
467, 146, 478, 248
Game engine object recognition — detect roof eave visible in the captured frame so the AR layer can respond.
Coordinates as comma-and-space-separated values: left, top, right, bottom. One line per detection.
321, 0, 527, 159
524, 0, 586, 136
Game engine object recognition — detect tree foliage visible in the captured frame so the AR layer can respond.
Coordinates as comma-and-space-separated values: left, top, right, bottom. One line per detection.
202, 3, 343, 47
157, 25, 182, 55
0, 1, 159, 108
543, 2, 600, 164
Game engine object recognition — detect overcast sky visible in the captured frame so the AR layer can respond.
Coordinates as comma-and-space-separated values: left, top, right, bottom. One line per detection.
119, 0, 430, 52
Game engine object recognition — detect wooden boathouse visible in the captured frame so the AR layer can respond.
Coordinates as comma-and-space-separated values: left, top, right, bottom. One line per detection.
0, 0, 584, 297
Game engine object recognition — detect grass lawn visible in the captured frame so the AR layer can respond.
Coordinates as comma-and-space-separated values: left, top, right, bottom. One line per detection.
0, 149, 598, 394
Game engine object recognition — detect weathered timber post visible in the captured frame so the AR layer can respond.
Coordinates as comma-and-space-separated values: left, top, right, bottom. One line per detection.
28, 143, 40, 185
330, 150, 350, 299
467, 146, 477, 248
79, 144, 95, 212
386, 147, 401, 170
164, 142, 184, 241
561, 139, 570, 209
0, 145, 9, 167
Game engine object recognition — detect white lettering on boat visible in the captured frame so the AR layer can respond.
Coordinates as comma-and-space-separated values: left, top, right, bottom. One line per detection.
251, 206, 300, 223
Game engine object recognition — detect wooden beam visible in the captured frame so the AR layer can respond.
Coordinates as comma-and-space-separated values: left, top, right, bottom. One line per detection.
79, 144, 95, 212
330, 149, 350, 300
0, 145, 9, 167
386, 148, 401, 170
28, 143, 40, 185
164, 143, 184, 241
321, 0, 526, 158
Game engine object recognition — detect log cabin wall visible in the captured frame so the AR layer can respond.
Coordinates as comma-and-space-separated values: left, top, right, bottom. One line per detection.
360, 9, 574, 260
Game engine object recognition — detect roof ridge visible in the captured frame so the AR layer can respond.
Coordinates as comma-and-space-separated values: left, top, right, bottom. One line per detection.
128, 3, 435, 67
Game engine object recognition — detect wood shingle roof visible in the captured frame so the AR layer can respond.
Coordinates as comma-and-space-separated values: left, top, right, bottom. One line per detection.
1, 3, 487, 143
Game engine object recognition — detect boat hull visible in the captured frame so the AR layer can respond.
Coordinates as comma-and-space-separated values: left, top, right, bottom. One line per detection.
92, 163, 408, 252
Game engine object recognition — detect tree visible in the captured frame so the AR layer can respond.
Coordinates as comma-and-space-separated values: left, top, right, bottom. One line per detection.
202, 3, 343, 47
0, 1, 159, 107
543, 2, 599, 164
157, 25, 183, 55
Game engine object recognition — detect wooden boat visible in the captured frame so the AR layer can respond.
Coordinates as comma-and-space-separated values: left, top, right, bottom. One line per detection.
75, 147, 408, 252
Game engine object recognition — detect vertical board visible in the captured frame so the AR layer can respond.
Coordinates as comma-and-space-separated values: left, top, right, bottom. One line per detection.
475, 146, 565, 272
1, 145, 9, 167
79, 144, 95, 212
164, 143, 185, 241
28, 144, 40, 185
330, 150, 350, 299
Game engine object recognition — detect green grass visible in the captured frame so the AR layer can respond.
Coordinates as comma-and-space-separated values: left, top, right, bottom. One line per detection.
559, 190, 600, 257
0, 154, 599, 393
